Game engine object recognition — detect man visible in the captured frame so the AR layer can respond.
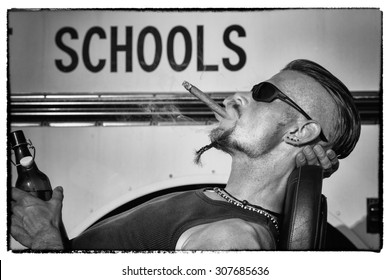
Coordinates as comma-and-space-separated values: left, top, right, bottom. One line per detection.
10, 59, 360, 250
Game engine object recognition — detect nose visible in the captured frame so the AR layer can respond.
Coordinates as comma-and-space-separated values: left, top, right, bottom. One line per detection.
223, 92, 250, 108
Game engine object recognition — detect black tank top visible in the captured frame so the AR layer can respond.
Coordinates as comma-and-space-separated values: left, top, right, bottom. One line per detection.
70, 188, 279, 250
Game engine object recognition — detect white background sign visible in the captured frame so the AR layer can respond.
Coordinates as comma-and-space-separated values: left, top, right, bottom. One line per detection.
9, 9, 381, 93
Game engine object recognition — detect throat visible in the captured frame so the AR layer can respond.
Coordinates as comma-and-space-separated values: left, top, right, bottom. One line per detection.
225, 157, 293, 214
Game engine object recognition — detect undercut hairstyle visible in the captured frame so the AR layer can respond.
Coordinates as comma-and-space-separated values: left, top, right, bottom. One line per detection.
282, 59, 361, 159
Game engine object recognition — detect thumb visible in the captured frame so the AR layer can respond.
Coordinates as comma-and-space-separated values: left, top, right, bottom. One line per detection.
52, 186, 64, 201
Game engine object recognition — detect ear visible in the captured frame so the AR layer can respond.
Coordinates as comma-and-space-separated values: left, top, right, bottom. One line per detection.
283, 120, 322, 146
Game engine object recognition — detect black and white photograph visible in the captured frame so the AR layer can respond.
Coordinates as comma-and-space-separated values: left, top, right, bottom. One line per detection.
1, 3, 387, 280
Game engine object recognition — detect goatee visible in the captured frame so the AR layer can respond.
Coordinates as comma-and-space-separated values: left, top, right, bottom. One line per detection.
194, 142, 217, 166
194, 127, 234, 166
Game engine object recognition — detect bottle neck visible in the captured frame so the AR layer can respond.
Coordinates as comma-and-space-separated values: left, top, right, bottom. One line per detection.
12, 144, 32, 165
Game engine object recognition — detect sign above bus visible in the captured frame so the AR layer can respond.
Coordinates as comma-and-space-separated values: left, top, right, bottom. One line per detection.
8, 9, 381, 94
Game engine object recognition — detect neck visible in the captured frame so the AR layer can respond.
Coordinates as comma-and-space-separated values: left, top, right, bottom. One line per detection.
224, 150, 296, 214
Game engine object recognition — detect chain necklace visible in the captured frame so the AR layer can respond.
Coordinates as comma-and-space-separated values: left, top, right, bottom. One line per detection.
213, 187, 280, 235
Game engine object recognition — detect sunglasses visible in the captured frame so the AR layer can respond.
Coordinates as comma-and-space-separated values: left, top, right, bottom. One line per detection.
251, 82, 328, 142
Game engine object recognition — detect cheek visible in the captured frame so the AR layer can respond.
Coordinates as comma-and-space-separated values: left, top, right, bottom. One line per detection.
234, 112, 284, 145
237, 110, 267, 136
231, 119, 262, 146
231, 103, 284, 142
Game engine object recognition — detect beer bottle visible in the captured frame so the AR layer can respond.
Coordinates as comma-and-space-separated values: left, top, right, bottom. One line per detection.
10, 130, 53, 200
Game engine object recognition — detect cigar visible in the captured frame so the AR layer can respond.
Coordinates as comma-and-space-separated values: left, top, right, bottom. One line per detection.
182, 81, 228, 119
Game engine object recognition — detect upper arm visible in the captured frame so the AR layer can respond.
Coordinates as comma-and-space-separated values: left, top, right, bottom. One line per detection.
180, 218, 274, 250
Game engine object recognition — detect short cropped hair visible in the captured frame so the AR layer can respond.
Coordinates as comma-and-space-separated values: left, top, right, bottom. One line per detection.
282, 59, 361, 159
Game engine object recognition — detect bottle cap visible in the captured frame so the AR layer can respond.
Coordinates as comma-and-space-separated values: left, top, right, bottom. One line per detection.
9, 130, 27, 148
20, 156, 34, 168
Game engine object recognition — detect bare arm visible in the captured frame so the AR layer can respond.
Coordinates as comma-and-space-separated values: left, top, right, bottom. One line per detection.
11, 187, 65, 250
179, 219, 274, 251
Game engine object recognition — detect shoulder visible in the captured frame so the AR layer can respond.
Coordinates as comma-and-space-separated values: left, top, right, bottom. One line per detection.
180, 218, 276, 250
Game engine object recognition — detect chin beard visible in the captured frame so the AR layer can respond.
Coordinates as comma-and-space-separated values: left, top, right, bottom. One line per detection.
194, 127, 235, 166
194, 124, 267, 165
194, 142, 217, 166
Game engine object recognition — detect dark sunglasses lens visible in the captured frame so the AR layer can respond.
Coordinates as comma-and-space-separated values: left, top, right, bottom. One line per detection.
253, 83, 277, 102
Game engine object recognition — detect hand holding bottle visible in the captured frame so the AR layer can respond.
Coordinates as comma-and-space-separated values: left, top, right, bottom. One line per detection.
11, 186, 65, 250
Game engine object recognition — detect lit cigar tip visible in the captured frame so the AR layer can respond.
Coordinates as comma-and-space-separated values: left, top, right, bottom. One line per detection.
182, 80, 192, 91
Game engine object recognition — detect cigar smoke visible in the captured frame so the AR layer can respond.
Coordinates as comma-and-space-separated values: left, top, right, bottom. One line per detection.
140, 103, 200, 124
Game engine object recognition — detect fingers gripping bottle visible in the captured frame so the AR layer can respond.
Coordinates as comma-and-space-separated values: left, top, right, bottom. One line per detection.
9, 130, 53, 200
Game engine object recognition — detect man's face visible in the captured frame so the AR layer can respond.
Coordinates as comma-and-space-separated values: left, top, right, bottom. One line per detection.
209, 70, 332, 159
209, 96, 293, 159
209, 86, 296, 159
